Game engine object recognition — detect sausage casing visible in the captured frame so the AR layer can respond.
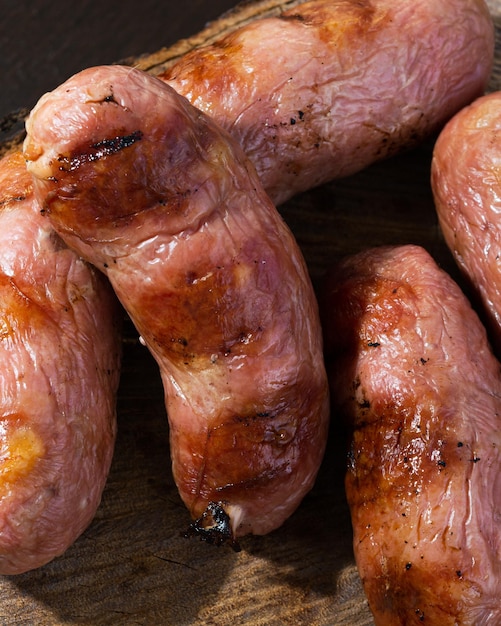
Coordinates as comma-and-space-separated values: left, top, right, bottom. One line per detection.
160, 0, 494, 205
431, 90, 501, 353
322, 244, 501, 625
23, 65, 330, 543
0, 152, 121, 574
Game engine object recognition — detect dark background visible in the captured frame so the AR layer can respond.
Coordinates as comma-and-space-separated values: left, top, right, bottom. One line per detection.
1, 0, 237, 120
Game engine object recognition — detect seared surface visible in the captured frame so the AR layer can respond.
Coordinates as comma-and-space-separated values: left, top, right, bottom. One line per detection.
23, 65, 329, 540
323, 245, 501, 625
0, 152, 121, 574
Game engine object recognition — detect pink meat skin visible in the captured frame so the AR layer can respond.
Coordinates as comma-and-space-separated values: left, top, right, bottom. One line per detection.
160, 0, 494, 205
432, 91, 501, 354
0, 152, 121, 575
322, 245, 501, 625
23, 65, 330, 541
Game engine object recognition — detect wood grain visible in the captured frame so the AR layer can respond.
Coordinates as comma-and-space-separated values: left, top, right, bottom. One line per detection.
1, 1, 501, 624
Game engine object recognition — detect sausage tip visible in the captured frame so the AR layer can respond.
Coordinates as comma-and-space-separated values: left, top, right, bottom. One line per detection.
183, 501, 241, 552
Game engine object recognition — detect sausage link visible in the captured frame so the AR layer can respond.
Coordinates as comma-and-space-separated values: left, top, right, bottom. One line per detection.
431, 91, 501, 354
321, 244, 501, 625
23, 65, 330, 544
159, 0, 494, 205
0, 151, 121, 574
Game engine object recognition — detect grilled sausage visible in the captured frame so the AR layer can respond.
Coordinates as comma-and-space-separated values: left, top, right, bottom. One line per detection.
431, 90, 501, 354
322, 244, 501, 625
23, 65, 330, 546
158, 0, 494, 205
0, 151, 121, 574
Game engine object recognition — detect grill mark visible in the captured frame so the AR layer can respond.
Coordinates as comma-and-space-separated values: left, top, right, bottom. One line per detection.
57, 130, 144, 172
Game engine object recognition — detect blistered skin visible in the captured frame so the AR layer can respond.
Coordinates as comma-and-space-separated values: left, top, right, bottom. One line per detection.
23, 65, 330, 541
432, 91, 501, 354
0, 152, 121, 574
159, 0, 494, 205
322, 245, 501, 625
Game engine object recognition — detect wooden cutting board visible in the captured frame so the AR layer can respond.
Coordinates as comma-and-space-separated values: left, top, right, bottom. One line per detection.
1, 1, 500, 624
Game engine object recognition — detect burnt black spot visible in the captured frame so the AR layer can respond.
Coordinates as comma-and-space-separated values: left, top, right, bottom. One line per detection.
103, 93, 118, 104
0, 194, 27, 208
173, 337, 188, 347
184, 501, 241, 551
233, 410, 276, 424
185, 271, 197, 285
91, 131, 143, 156
58, 130, 143, 171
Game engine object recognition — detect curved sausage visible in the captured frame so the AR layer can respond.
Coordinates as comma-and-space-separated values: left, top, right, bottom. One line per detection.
0, 151, 121, 574
431, 91, 501, 354
321, 244, 501, 625
23, 65, 330, 545
158, 0, 494, 205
